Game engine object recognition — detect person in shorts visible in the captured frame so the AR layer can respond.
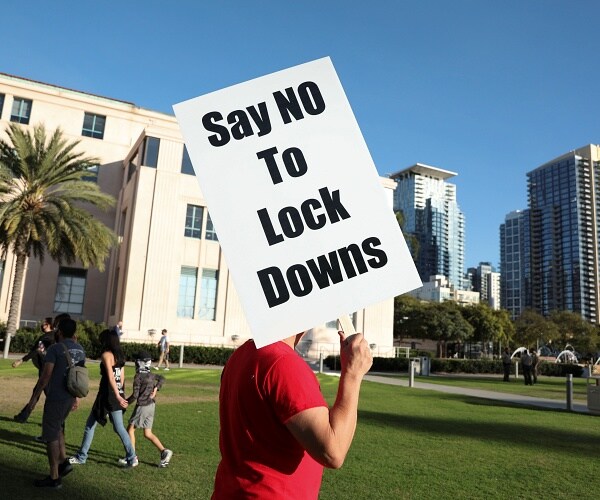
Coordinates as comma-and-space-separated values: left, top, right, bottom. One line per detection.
126, 352, 173, 467
155, 329, 170, 371
28, 318, 85, 489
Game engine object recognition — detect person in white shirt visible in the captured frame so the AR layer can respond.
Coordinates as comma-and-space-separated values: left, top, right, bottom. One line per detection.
155, 329, 170, 371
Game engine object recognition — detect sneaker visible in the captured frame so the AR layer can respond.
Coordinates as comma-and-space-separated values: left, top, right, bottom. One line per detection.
34, 435, 46, 443
13, 414, 27, 423
159, 449, 173, 468
68, 455, 85, 465
34, 476, 62, 489
58, 459, 73, 478
164, 368, 170, 371
119, 456, 139, 468
153, 366, 159, 370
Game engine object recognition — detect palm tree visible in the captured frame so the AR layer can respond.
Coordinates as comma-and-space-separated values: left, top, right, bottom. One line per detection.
0, 123, 117, 358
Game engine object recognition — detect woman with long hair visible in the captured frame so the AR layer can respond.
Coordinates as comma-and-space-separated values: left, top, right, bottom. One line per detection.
68, 329, 137, 467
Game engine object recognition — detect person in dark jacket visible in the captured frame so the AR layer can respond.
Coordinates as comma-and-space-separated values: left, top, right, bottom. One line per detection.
501, 347, 512, 382
125, 352, 173, 467
13, 317, 55, 423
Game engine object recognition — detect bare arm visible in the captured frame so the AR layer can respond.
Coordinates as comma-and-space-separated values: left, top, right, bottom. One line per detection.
101, 351, 128, 409
286, 331, 373, 469
13, 337, 42, 367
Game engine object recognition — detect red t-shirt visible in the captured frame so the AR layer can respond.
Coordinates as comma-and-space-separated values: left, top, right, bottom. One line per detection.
212, 340, 328, 499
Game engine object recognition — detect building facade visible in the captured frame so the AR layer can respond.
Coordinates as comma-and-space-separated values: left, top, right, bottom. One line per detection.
499, 210, 531, 319
526, 145, 600, 323
467, 262, 501, 310
409, 275, 479, 306
390, 163, 466, 291
0, 73, 397, 356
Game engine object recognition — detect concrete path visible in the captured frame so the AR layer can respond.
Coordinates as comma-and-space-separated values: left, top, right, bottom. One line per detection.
362, 373, 593, 414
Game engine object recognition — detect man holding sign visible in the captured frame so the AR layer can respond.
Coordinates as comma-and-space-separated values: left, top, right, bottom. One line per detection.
212, 329, 372, 499
174, 57, 420, 497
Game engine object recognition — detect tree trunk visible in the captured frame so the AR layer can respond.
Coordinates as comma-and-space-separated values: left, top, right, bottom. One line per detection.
2, 253, 27, 359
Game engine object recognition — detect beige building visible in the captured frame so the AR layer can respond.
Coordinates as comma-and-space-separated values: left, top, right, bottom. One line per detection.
409, 275, 480, 306
0, 72, 397, 358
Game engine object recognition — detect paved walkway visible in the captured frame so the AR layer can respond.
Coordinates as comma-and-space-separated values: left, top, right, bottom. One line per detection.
307, 360, 594, 414
361, 373, 593, 414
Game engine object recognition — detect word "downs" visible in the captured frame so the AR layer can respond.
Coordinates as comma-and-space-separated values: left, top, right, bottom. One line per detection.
258, 236, 388, 307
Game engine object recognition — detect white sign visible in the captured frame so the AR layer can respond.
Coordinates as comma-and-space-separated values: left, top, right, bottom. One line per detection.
173, 57, 421, 348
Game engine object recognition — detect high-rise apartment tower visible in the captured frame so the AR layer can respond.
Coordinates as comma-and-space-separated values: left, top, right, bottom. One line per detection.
390, 163, 466, 290
526, 144, 600, 323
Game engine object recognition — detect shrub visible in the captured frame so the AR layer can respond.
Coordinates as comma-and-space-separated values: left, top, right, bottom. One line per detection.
8, 326, 40, 353
119, 342, 234, 366
539, 361, 583, 377
76, 320, 108, 359
432, 358, 502, 374
325, 355, 586, 378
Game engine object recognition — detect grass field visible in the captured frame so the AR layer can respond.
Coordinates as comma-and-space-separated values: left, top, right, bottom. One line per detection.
1, 359, 599, 500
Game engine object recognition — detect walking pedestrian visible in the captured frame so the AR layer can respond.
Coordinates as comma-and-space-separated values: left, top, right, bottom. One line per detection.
68, 329, 137, 467
31, 318, 85, 489
521, 349, 533, 386
531, 349, 540, 384
501, 347, 512, 382
13, 317, 55, 423
155, 329, 170, 371
125, 352, 173, 467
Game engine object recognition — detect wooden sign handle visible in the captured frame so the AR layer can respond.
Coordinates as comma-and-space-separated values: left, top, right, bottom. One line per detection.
337, 315, 356, 336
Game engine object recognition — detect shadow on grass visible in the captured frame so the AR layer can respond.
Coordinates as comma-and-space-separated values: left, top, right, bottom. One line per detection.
358, 395, 598, 458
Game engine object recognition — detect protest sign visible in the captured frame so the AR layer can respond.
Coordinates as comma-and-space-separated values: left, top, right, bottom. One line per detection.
173, 57, 421, 347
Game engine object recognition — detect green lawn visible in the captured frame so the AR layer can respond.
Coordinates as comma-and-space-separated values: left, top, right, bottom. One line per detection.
1, 360, 598, 500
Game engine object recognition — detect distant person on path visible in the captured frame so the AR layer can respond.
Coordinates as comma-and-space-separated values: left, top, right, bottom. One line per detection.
126, 352, 173, 467
113, 320, 124, 337
69, 329, 137, 467
211, 329, 373, 499
13, 317, 55, 423
531, 349, 540, 384
30, 318, 85, 489
501, 347, 512, 382
521, 349, 533, 386
155, 329, 170, 371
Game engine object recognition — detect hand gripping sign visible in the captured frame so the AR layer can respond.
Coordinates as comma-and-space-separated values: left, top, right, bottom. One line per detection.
173, 57, 421, 348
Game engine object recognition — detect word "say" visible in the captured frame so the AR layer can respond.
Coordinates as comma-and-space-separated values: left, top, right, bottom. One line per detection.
202, 82, 326, 147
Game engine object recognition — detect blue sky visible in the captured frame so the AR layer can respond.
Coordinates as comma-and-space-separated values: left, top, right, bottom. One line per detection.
4, 0, 600, 269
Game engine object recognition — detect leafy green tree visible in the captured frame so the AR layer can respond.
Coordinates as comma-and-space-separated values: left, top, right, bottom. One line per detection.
0, 123, 117, 358
549, 311, 599, 356
393, 294, 423, 342
493, 308, 515, 348
513, 309, 558, 350
461, 303, 501, 355
415, 302, 473, 357
460, 304, 515, 355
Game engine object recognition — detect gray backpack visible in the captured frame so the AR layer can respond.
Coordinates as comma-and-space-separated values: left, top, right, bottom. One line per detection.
62, 343, 89, 398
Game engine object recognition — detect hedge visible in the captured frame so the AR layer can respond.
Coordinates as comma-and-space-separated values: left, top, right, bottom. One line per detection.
5, 321, 234, 366
324, 355, 585, 377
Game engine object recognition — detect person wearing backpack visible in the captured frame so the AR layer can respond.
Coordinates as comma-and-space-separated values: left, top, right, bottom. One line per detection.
28, 318, 85, 489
